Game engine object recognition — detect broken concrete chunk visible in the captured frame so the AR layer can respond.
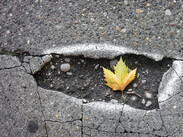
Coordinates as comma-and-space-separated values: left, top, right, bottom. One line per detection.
23, 56, 33, 63
29, 57, 44, 74
22, 62, 31, 73
121, 105, 163, 134
0, 55, 21, 69
158, 60, 183, 102
83, 102, 123, 133
41, 55, 53, 63
38, 87, 83, 122
0, 67, 47, 136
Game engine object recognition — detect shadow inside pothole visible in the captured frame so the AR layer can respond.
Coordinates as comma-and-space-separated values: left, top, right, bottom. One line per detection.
33, 54, 172, 110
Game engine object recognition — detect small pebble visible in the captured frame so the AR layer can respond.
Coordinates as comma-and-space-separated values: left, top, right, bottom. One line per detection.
145, 101, 152, 107
81, 59, 84, 63
22, 83, 27, 88
101, 33, 105, 36
110, 59, 118, 70
50, 84, 53, 88
136, 9, 143, 13
131, 96, 137, 101
121, 28, 126, 33
95, 64, 100, 69
75, 21, 79, 24
90, 18, 95, 22
83, 99, 88, 103
142, 99, 146, 104
145, 92, 152, 99
64, 58, 70, 62
128, 89, 133, 92
66, 72, 72, 76
6, 30, 10, 35
124, 0, 128, 5
60, 63, 71, 72
142, 79, 146, 84
55, 25, 63, 30
116, 26, 120, 31
98, 27, 104, 30
51, 65, 55, 69
82, 24, 88, 30
133, 83, 137, 88
145, 70, 149, 74
147, 3, 150, 7
103, 12, 107, 17
165, 9, 171, 16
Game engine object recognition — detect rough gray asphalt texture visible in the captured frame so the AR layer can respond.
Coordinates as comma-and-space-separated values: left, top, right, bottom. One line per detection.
1, 0, 183, 137
1, 54, 183, 137
0, 0, 183, 59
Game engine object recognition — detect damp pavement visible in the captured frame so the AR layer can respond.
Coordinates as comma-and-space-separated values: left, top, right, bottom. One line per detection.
0, 0, 183, 137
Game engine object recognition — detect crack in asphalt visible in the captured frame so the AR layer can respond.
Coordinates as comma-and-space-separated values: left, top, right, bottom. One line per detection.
82, 125, 160, 136
81, 103, 84, 137
21, 63, 32, 74
35, 85, 49, 137
114, 105, 124, 133
159, 110, 168, 136
172, 65, 183, 83
45, 119, 82, 124
0, 65, 22, 70
158, 88, 183, 104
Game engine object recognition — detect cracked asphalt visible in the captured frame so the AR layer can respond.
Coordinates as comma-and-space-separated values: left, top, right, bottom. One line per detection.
1, 0, 183, 137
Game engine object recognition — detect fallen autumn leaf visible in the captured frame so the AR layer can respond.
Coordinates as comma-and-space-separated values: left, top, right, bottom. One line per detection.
103, 57, 137, 98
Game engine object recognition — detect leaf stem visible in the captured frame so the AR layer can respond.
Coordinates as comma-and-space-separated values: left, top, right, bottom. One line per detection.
122, 92, 126, 99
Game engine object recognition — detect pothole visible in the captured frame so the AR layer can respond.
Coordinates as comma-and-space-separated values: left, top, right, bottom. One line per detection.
33, 54, 172, 110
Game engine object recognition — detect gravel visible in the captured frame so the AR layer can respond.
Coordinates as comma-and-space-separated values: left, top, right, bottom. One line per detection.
133, 83, 138, 88
145, 92, 152, 99
60, 63, 71, 72
165, 9, 172, 16
142, 99, 146, 105
146, 101, 152, 107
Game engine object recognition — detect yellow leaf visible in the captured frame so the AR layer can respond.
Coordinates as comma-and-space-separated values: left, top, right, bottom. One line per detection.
103, 57, 137, 93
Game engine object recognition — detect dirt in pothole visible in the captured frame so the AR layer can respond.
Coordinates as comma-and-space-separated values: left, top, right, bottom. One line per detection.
34, 54, 172, 110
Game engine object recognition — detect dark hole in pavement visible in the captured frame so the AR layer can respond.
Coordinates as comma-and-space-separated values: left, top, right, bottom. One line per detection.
27, 120, 39, 133
34, 54, 172, 110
